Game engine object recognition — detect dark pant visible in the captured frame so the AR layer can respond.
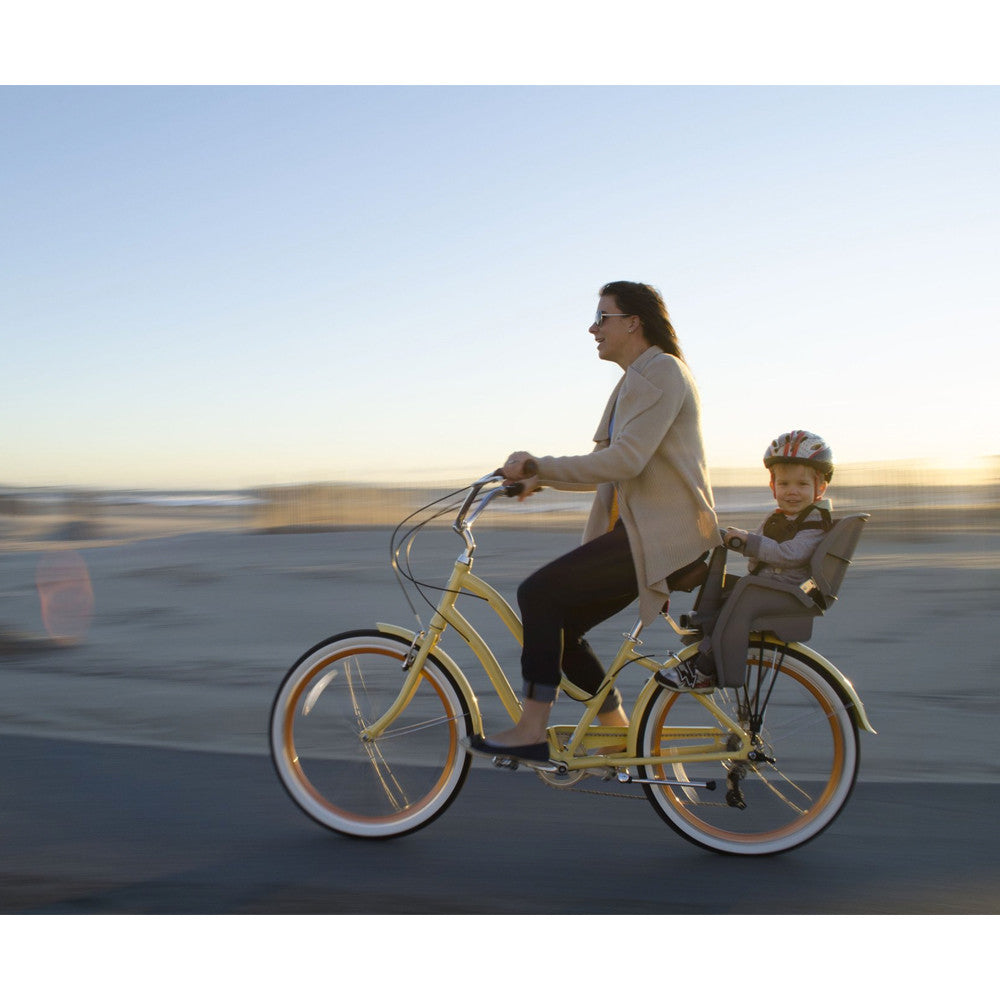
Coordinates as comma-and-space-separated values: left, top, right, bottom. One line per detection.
516, 520, 637, 710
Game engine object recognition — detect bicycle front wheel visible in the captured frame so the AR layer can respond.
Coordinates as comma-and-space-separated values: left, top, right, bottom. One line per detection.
637, 641, 859, 856
269, 630, 474, 839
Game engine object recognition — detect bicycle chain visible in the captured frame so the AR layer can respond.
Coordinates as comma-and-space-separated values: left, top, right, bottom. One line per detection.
565, 783, 728, 804
533, 764, 646, 799
569, 785, 646, 800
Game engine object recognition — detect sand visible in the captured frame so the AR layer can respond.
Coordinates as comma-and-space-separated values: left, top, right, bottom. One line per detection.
0, 498, 997, 782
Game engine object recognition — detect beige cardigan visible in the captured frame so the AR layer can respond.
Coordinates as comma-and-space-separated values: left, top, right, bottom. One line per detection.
534, 347, 718, 625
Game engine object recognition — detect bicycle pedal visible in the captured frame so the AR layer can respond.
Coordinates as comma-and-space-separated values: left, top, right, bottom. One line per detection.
491, 755, 562, 774
491, 755, 520, 771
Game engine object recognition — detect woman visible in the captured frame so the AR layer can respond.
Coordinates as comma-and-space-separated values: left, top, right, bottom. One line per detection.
468, 281, 718, 763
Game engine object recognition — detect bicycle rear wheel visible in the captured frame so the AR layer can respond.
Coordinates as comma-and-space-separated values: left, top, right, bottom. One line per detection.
637, 641, 859, 856
269, 630, 474, 838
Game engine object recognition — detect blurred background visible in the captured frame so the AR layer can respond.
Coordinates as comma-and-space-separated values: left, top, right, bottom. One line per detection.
1, 460, 998, 542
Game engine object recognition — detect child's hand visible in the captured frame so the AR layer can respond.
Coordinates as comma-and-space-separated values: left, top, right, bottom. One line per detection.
723, 527, 749, 550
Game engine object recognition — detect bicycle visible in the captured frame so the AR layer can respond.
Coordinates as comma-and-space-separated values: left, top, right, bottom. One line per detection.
269, 472, 876, 856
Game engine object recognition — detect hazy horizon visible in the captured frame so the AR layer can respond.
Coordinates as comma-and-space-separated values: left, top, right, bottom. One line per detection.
2, 454, 997, 495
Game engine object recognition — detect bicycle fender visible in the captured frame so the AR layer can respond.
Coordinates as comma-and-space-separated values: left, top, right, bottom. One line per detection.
375, 622, 484, 734
784, 641, 877, 734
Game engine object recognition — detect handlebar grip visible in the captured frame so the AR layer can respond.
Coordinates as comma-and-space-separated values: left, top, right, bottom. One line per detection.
726, 535, 744, 551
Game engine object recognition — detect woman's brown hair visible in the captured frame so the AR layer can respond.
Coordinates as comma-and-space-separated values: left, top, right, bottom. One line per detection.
600, 281, 686, 362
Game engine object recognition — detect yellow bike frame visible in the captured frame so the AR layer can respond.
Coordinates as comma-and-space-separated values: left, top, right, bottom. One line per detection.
360, 547, 752, 774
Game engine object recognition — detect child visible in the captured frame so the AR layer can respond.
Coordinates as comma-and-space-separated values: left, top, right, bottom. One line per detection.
655, 429, 835, 691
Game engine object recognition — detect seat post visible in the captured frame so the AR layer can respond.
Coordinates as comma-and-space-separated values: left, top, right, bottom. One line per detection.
626, 617, 644, 642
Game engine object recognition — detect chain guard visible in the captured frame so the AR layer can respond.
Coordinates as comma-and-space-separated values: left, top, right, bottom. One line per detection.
534, 763, 628, 789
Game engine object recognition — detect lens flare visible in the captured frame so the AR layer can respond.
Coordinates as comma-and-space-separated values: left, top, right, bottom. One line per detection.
35, 550, 95, 645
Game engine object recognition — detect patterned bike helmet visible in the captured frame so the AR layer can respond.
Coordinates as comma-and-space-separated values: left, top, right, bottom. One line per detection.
763, 430, 834, 482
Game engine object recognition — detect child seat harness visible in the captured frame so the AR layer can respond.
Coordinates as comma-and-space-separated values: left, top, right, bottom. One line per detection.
749, 503, 833, 575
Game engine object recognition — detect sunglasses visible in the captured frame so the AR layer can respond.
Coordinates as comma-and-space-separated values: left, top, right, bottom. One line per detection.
594, 309, 631, 327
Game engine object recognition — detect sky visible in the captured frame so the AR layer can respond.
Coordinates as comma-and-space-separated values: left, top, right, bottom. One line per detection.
2, 67, 998, 490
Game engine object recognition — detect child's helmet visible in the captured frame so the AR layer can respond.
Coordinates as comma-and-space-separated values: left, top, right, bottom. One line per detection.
764, 430, 834, 482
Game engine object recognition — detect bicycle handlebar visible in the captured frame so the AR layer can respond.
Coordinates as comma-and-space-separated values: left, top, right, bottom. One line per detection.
449, 459, 547, 552
450, 469, 538, 551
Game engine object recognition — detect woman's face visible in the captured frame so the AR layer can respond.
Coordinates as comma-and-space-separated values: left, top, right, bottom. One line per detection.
590, 294, 637, 367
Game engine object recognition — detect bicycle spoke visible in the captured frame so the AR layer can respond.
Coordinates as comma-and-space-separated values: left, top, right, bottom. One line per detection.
342, 656, 411, 811
359, 734, 409, 812
755, 704, 840, 743
376, 713, 466, 740
746, 762, 811, 815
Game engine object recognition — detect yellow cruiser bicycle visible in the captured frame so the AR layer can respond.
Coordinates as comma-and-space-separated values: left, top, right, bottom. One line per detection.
269, 472, 875, 856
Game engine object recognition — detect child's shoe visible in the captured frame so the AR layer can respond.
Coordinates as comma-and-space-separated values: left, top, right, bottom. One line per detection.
654, 658, 717, 692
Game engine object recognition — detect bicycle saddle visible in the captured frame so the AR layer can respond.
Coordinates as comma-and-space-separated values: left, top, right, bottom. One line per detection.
665, 553, 710, 594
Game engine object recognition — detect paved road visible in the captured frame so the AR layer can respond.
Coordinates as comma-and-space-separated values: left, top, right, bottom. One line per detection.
1, 734, 996, 914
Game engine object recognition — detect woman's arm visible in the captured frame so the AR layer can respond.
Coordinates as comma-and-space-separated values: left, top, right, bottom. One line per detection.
533, 356, 688, 486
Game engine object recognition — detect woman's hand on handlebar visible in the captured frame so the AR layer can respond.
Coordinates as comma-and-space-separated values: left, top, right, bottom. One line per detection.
503, 452, 536, 479
502, 452, 540, 501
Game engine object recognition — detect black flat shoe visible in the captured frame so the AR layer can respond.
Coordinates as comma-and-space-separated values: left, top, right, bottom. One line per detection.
465, 734, 551, 763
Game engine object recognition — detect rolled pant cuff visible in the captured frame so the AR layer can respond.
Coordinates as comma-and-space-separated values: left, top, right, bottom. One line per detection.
598, 689, 622, 714
522, 681, 558, 704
